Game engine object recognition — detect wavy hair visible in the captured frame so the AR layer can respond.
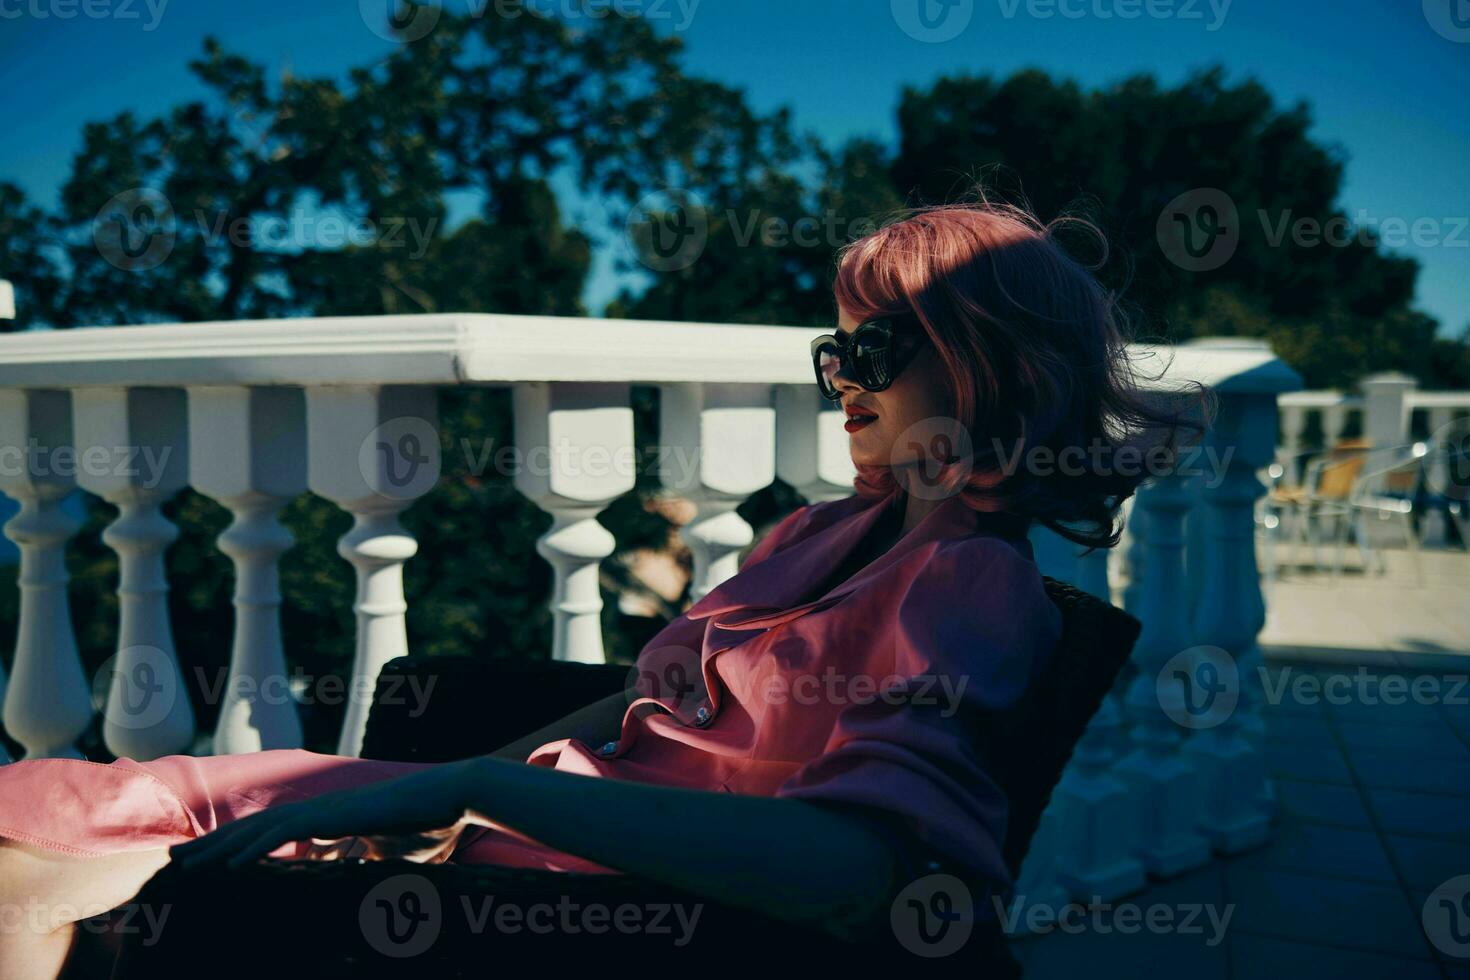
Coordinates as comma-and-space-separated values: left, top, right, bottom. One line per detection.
833, 199, 1207, 549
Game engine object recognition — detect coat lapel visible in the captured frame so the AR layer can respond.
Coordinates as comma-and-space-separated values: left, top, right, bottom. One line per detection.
686, 486, 988, 632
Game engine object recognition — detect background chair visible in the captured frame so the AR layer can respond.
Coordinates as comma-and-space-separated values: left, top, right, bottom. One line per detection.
104, 578, 1140, 976
1346, 445, 1427, 579
1270, 440, 1370, 576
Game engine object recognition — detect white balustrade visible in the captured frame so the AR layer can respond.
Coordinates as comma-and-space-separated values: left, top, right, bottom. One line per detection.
1053, 688, 1146, 901
1113, 471, 1212, 877
1279, 383, 1470, 549
73, 387, 196, 761
660, 383, 775, 601
513, 382, 635, 663
0, 310, 1297, 917
307, 384, 440, 758
1362, 372, 1417, 453
0, 390, 91, 758
188, 386, 308, 753
774, 385, 854, 503
1184, 390, 1276, 851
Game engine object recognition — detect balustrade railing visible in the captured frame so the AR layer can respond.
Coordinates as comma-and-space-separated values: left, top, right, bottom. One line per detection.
0, 315, 1300, 903
1279, 375, 1470, 546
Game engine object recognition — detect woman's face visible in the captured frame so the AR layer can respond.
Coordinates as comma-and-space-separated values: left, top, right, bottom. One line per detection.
833, 307, 952, 468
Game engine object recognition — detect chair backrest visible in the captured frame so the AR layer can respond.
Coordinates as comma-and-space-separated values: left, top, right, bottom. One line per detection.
987, 576, 1142, 876
1315, 452, 1369, 500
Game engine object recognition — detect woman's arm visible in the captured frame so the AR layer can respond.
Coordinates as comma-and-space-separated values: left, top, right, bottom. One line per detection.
460, 755, 899, 934
487, 691, 627, 761
174, 754, 899, 936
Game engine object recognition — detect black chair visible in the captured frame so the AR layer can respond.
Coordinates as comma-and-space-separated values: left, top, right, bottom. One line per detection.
104, 577, 1139, 977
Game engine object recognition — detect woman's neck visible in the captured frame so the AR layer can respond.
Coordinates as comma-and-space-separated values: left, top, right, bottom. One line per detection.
898, 490, 943, 536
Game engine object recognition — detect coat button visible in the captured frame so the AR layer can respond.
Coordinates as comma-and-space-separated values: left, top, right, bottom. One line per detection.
598, 740, 619, 756
694, 706, 712, 727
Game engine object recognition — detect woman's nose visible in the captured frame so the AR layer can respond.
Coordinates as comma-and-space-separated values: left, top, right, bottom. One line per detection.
831, 363, 863, 394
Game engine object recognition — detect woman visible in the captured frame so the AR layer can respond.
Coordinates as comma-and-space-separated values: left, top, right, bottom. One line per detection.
0, 202, 1183, 975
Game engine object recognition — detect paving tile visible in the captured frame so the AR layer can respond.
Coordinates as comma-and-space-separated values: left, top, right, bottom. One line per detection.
1272, 779, 1374, 829
1258, 673, 1330, 718
1018, 908, 1230, 980
1228, 821, 1396, 884
1265, 743, 1354, 785
1326, 691, 1450, 727
1144, 862, 1227, 907
1368, 788, 1470, 841
1385, 835, 1470, 890
1262, 713, 1336, 744
1257, 667, 1336, 717
1346, 749, 1470, 797
1439, 699, 1470, 737
1229, 935, 1442, 980
1335, 717, 1465, 754
1223, 867, 1432, 958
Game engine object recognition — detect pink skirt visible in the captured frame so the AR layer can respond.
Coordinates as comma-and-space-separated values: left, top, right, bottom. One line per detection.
0, 749, 613, 873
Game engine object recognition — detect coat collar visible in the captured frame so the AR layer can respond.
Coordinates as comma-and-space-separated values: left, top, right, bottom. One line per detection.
685, 486, 1026, 631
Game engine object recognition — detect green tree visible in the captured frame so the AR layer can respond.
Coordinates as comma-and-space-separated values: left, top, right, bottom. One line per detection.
889, 67, 1432, 389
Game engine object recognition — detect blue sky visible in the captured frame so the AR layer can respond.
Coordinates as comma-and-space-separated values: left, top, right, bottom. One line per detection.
1, 0, 1466, 333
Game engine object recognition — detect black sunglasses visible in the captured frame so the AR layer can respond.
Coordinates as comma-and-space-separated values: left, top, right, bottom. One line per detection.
810, 317, 926, 401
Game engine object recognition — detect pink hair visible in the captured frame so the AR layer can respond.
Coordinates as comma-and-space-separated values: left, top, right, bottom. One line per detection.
833, 201, 1195, 547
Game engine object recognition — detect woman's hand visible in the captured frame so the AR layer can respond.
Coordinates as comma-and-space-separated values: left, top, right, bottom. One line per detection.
169, 758, 485, 871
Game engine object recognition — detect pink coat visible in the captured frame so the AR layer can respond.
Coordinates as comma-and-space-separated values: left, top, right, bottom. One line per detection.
0, 487, 1060, 892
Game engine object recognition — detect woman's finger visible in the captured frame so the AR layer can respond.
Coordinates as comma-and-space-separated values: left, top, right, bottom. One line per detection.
172, 809, 292, 867
181, 808, 307, 869
222, 813, 317, 869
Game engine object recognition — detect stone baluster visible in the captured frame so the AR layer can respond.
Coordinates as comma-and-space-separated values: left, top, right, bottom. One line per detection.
1322, 403, 1350, 451
1279, 403, 1310, 485
661, 383, 775, 601
188, 386, 307, 753
1006, 807, 1072, 934
1033, 525, 1146, 902
1184, 392, 1277, 849
1362, 373, 1416, 456
1114, 473, 1211, 876
307, 385, 440, 757
774, 386, 855, 503
1187, 476, 1208, 619
72, 387, 196, 760
1054, 681, 1146, 902
1121, 495, 1148, 616
513, 382, 636, 663
0, 390, 92, 759
1422, 406, 1454, 547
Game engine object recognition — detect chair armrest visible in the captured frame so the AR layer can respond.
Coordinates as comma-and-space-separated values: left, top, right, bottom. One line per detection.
360, 657, 629, 763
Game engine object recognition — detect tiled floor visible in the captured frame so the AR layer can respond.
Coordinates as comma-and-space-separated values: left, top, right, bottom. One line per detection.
1259, 546, 1470, 669
1009, 661, 1470, 979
